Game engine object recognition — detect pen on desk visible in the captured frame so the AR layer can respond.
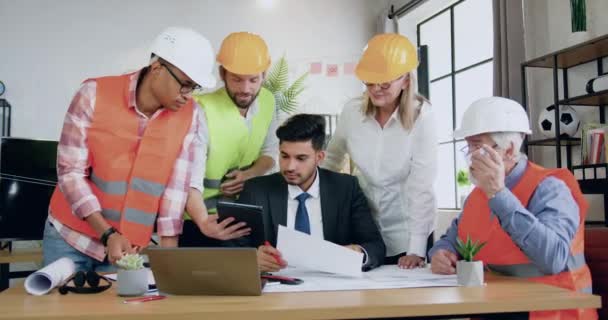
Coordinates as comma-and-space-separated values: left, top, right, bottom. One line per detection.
264, 241, 282, 264
123, 295, 166, 304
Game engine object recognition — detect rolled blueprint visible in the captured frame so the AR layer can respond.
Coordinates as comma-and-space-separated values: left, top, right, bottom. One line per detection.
24, 257, 75, 295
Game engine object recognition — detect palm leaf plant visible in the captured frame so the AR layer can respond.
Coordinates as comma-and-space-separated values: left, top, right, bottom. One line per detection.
263, 56, 308, 114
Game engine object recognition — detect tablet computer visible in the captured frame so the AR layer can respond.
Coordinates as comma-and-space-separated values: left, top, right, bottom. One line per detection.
217, 201, 265, 247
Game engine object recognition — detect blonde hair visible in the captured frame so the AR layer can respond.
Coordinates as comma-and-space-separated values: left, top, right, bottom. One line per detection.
361, 72, 428, 130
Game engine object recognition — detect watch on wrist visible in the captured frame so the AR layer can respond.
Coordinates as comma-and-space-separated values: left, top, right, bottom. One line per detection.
100, 227, 118, 247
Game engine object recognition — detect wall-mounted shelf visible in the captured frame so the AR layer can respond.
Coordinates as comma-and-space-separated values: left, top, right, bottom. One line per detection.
560, 90, 608, 106
522, 34, 608, 226
522, 34, 608, 69
527, 137, 581, 146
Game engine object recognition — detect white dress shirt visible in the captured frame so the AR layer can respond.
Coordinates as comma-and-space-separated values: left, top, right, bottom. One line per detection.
322, 99, 437, 257
286, 170, 324, 239
190, 93, 279, 191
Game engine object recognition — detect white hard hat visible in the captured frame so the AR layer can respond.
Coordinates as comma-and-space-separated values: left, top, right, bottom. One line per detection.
454, 97, 532, 139
150, 27, 216, 88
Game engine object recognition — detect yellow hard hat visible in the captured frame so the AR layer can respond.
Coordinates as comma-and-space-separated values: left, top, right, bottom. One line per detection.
355, 33, 418, 84
217, 32, 271, 75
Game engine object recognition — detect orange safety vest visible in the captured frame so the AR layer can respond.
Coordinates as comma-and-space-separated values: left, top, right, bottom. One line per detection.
49, 72, 194, 247
459, 161, 597, 320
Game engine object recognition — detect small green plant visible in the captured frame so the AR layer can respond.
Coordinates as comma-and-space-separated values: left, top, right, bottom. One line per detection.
456, 169, 471, 188
116, 254, 144, 270
570, 0, 587, 32
263, 55, 308, 114
455, 236, 486, 262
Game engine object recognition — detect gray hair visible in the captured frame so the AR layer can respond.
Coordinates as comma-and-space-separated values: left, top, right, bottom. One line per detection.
489, 132, 525, 161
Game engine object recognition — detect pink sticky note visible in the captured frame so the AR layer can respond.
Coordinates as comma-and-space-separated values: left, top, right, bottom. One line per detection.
310, 62, 322, 74
343, 62, 355, 75
326, 64, 338, 77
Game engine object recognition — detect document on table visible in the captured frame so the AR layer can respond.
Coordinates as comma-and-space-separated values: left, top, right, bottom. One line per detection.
263, 265, 458, 293
276, 225, 363, 278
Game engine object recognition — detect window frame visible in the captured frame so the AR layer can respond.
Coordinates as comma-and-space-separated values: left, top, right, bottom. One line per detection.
416, 0, 494, 210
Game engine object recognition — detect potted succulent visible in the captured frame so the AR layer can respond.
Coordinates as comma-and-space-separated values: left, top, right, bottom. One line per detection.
569, 0, 590, 44
455, 236, 486, 287
116, 253, 148, 296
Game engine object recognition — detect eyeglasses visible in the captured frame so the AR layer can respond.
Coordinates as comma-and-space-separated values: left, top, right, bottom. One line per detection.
161, 64, 201, 94
459, 144, 499, 156
363, 75, 406, 90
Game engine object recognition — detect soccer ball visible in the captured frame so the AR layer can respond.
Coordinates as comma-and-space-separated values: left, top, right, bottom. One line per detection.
538, 105, 580, 138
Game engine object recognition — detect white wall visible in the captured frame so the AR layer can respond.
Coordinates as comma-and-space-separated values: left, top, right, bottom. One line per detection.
0, 0, 387, 140
394, 0, 458, 46
523, 0, 608, 222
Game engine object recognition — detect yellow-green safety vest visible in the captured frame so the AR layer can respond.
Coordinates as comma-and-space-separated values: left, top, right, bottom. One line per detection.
189, 87, 275, 216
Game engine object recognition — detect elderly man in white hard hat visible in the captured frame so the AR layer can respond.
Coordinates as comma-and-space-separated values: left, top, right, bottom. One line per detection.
42, 27, 245, 272
429, 97, 596, 319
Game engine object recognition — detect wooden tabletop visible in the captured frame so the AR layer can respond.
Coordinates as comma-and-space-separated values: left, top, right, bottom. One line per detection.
0, 249, 42, 264
0, 275, 600, 320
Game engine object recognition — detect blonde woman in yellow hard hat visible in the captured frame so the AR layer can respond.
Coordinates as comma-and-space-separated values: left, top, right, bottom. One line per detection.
180, 32, 280, 247
323, 33, 437, 269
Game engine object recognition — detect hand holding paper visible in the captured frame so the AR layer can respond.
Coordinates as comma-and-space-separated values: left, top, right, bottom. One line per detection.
276, 225, 363, 278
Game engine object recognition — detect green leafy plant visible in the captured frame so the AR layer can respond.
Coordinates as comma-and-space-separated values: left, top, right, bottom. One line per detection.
456, 169, 471, 188
570, 0, 587, 32
263, 55, 308, 114
455, 236, 486, 262
116, 253, 144, 270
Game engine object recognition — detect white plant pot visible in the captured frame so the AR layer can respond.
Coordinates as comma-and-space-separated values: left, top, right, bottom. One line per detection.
568, 31, 592, 46
456, 260, 484, 287
117, 269, 148, 296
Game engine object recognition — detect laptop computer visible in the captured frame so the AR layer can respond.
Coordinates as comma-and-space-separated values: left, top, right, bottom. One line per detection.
146, 247, 263, 296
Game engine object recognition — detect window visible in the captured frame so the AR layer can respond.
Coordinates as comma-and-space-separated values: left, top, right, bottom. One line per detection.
417, 0, 494, 209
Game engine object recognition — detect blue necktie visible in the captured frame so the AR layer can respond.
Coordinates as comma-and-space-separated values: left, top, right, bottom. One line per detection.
294, 192, 311, 234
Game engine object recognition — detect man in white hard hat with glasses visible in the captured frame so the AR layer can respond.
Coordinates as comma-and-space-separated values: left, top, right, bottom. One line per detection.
43, 27, 245, 272
428, 97, 596, 319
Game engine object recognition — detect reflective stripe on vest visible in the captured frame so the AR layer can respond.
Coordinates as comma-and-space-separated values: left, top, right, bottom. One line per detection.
488, 253, 587, 278
102, 209, 121, 222
131, 177, 165, 197
92, 172, 165, 198
91, 172, 127, 195
124, 207, 157, 226
202, 164, 254, 190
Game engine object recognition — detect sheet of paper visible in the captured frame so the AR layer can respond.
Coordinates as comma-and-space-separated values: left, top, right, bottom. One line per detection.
264, 265, 458, 293
276, 225, 363, 278
24, 257, 75, 296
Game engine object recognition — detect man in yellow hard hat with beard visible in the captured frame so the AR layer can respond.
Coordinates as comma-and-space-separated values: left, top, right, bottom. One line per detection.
181, 32, 279, 247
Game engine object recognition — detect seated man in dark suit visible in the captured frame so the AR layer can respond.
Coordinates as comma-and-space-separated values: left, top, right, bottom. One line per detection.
236, 114, 386, 272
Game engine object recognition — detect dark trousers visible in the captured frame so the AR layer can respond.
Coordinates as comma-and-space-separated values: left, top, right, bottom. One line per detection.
178, 220, 223, 247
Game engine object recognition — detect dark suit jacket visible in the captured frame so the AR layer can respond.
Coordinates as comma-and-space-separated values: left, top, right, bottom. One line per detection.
237, 168, 386, 271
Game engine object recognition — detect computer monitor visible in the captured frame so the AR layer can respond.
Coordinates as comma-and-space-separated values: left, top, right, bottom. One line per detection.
0, 137, 57, 241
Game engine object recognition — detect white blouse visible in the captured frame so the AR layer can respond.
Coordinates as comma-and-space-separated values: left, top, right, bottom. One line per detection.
322, 99, 437, 257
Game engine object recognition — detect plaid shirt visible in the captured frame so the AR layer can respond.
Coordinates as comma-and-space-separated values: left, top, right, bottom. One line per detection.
49, 70, 202, 262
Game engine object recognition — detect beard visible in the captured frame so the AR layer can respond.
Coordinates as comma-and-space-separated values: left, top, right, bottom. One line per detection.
282, 169, 316, 187
227, 87, 261, 109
